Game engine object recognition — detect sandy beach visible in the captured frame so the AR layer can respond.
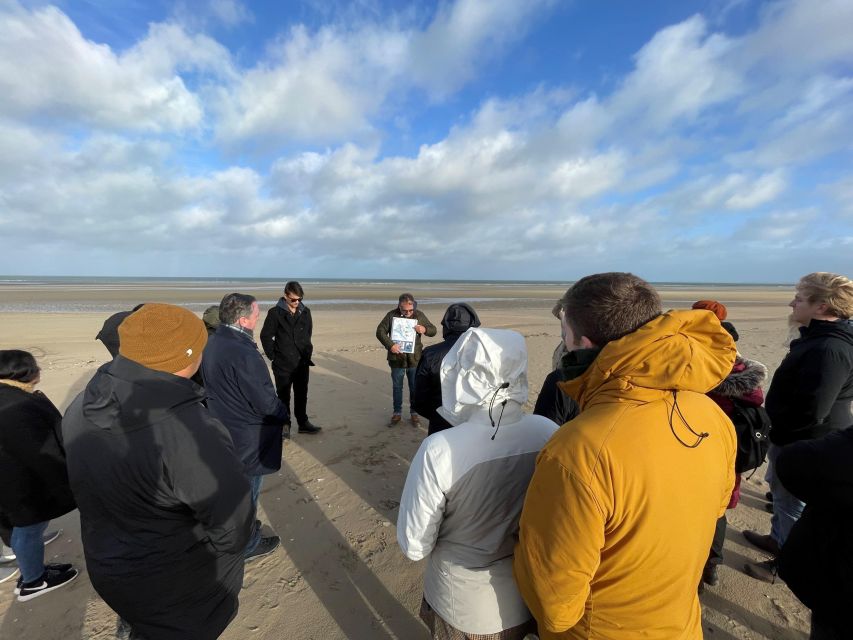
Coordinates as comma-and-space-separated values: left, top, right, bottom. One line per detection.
0, 281, 809, 639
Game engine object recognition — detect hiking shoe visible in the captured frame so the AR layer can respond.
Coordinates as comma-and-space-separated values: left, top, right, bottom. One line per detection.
743, 530, 780, 555
18, 567, 78, 601
298, 421, 322, 434
388, 414, 402, 427
702, 564, 720, 587
245, 536, 280, 563
14, 564, 72, 595
410, 413, 421, 427
282, 422, 291, 441
744, 558, 778, 583
0, 566, 19, 584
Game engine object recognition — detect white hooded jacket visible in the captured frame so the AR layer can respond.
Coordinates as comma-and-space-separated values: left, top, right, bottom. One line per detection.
397, 328, 558, 634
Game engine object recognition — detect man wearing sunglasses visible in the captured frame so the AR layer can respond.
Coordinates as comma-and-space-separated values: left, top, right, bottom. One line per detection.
260, 281, 321, 439
376, 293, 436, 427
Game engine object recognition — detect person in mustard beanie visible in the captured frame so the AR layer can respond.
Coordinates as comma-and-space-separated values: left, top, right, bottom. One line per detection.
62, 303, 255, 640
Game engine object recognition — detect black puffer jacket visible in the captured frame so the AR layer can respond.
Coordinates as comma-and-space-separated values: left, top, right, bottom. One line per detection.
62, 356, 254, 640
778, 426, 853, 628
766, 319, 853, 446
260, 299, 314, 373
412, 304, 480, 435
0, 384, 76, 528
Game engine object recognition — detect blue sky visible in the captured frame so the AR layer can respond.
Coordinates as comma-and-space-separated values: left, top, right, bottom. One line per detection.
1, 0, 851, 282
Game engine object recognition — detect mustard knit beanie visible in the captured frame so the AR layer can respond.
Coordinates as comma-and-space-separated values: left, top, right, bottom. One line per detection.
119, 303, 207, 374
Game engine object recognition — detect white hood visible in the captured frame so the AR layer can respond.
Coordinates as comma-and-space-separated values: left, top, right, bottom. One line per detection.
436, 328, 528, 426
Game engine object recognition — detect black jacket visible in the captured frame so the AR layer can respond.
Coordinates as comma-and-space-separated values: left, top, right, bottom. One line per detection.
202, 325, 288, 475
62, 356, 254, 640
412, 303, 480, 435
777, 426, 853, 627
260, 300, 314, 373
766, 319, 853, 446
0, 384, 76, 528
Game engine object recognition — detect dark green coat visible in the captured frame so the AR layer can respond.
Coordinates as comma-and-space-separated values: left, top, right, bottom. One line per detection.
375, 308, 437, 368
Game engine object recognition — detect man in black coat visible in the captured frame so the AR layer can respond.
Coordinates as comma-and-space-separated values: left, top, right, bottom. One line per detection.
63, 304, 255, 640
412, 303, 480, 435
744, 272, 853, 581
203, 293, 288, 561
777, 425, 853, 639
260, 281, 321, 438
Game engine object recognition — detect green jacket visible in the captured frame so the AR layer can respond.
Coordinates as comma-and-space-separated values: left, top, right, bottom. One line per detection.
376, 308, 437, 368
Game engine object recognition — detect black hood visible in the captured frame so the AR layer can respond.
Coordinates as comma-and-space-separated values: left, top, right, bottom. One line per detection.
441, 303, 481, 339
798, 319, 853, 347
81, 355, 204, 432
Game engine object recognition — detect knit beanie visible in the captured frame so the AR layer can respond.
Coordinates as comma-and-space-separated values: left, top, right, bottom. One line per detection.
692, 300, 727, 321
119, 303, 207, 374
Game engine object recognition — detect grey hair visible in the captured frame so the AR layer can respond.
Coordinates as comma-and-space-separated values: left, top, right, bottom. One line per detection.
219, 293, 257, 325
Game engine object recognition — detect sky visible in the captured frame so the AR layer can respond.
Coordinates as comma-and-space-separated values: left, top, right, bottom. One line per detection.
0, 0, 851, 282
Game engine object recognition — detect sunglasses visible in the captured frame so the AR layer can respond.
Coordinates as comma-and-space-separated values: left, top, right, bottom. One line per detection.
286, 296, 302, 303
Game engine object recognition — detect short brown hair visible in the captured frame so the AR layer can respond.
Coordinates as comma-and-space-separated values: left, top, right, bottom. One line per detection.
560, 272, 662, 346
797, 272, 853, 319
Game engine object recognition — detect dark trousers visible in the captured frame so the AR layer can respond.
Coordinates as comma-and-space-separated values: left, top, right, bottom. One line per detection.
273, 364, 309, 426
707, 514, 727, 566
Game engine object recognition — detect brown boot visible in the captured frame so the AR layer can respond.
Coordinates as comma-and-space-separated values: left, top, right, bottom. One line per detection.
744, 558, 778, 583
742, 530, 780, 555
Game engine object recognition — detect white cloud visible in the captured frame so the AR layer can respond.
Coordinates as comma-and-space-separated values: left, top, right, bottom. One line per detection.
0, 3, 233, 132
408, 0, 551, 98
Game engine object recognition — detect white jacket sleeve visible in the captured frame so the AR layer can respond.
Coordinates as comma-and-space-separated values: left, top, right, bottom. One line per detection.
397, 438, 446, 561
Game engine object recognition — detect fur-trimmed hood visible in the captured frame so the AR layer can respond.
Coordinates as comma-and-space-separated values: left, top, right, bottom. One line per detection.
711, 356, 767, 398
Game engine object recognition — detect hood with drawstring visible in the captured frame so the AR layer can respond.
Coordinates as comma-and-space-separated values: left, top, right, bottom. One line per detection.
437, 327, 528, 427
515, 310, 738, 640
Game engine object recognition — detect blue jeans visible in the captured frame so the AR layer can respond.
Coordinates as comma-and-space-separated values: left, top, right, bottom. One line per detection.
768, 444, 805, 547
244, 476, 263, 556
11, 521, 48, 583
390, 367, 417, 415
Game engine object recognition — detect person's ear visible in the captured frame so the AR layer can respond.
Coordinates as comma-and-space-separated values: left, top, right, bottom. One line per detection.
579, 335, 595, 349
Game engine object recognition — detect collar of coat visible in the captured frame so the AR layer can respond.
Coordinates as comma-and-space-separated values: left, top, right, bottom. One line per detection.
558, 309, 737, 410
0, 379, 35, 393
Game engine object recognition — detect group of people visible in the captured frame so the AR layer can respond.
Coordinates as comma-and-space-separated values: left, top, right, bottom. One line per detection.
393, 271, 852, 640
1, 272, 851, 640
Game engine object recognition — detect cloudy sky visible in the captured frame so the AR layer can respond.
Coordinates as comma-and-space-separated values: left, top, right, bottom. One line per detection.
1, 0, 851, 282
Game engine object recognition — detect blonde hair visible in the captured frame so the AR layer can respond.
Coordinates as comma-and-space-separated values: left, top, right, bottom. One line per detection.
797, 272, 853, 319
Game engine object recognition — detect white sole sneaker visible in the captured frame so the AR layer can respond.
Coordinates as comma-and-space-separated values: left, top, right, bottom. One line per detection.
18, 568, 78, 602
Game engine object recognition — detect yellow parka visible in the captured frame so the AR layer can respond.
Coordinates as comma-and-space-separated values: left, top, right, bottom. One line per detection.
514, 310, 737, 639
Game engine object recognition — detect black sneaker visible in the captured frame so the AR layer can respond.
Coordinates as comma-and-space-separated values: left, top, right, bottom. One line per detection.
14, 564, 72, 595
282, 422, 291, 441
245, 535, 280, 563
18, 567, 78, 602
298, 421, 321, 434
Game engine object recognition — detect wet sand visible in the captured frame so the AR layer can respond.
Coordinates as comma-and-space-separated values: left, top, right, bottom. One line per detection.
0, 283, 808, 639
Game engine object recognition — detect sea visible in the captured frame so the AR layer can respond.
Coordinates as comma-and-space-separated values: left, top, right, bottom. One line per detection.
0, 276, 793, 314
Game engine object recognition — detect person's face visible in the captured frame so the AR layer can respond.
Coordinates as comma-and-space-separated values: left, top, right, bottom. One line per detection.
399, 301, 415, 317
789, 289, 826, 326
561, 311, 593, 351
240, 302, 261, 331
285, 290, 302, 310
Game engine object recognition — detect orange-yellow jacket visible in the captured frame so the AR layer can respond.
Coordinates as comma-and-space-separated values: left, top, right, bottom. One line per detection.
514, 310, 737, 639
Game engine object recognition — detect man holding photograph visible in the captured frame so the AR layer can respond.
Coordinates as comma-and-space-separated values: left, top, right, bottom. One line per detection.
376, 293, 436, 427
